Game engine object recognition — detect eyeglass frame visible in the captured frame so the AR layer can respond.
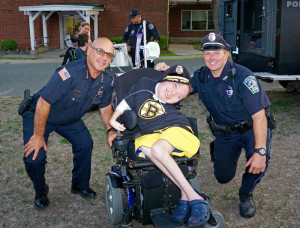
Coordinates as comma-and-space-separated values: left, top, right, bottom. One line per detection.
91, 46, 115, 59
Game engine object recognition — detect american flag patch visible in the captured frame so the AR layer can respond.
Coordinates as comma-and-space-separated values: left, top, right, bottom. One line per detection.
59, 67, 71, 81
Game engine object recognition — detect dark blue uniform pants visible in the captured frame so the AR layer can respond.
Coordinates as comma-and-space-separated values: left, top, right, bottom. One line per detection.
213, 128, 271, 195
22, 110, 93, 198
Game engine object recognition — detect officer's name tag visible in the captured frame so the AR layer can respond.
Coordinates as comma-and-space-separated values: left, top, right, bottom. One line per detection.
59, 68, 71, 81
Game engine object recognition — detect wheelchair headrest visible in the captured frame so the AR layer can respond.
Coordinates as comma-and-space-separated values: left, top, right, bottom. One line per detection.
114, 68, 164, 105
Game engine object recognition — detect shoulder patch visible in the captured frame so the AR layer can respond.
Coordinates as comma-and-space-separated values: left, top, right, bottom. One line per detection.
243, 76, 259, 94
148, 23, 154, 30
59, 67, 71, 81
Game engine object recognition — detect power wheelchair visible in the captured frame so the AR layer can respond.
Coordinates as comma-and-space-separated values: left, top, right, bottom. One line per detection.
105, 68, 224, 228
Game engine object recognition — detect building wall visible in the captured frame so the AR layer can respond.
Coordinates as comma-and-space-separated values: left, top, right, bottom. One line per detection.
0, 0, 168, 50
169, 4, 213, 39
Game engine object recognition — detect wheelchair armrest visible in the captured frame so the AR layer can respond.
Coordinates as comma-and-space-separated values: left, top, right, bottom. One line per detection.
121, 110, 137, 130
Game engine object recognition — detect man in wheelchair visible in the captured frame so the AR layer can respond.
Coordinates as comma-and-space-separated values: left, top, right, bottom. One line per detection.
109, 65, 210, 226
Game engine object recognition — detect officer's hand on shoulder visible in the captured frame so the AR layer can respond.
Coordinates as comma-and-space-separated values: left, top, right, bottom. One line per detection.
155, 62, 170, 71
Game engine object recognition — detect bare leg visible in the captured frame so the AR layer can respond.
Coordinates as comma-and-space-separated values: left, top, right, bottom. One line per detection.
140, 139, 202, 201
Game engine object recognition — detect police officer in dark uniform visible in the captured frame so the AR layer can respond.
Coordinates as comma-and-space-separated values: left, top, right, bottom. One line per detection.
190, 33, 272, 218
154, 33, 274, 219
122, 9, 160, 68
22, 38, 117, 210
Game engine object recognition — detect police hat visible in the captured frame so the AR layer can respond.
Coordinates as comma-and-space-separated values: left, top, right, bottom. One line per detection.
162, 65, 190, 85
201, 33, 231, 51
128, 9, 140, 19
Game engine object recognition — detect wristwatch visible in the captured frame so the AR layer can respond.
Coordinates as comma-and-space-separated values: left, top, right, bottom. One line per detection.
254, 148, 266, 156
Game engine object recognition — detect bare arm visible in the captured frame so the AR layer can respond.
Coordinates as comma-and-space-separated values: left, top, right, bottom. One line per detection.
246, 109, 267, 174
109, 110, 126, 132
24, 97, 50, 160
108, 99, 131, 132
99, 104, 116, 147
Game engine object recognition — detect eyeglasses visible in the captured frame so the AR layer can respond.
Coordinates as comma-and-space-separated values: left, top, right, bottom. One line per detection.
91, 46, 114, 59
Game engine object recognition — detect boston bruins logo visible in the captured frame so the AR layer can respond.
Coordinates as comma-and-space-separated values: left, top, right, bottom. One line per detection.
138, 99, 165, 119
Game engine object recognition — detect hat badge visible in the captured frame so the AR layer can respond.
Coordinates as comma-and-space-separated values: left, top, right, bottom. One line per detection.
176, 65, 183, 74
208, 33, 216, 42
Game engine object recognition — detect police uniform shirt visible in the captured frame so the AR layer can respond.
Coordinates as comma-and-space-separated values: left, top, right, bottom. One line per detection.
191, 61, 271, 126
124, 77, 190, 132
36, 58, 114, 125
122, 20, 160, 49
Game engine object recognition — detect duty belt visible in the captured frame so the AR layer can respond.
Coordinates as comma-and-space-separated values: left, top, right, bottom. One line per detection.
207, 115, 253, 135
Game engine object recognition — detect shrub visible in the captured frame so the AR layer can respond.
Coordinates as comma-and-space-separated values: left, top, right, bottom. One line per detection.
109, 36, 123, 44
0, 39, 17, 51
158, 35, 168, 50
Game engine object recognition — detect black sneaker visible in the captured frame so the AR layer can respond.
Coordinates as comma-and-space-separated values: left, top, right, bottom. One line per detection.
239, 193, 256, 218
34, 184, 49, 210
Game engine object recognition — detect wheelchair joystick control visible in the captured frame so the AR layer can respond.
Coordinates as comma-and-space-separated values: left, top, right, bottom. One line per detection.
114, 130, 129, 152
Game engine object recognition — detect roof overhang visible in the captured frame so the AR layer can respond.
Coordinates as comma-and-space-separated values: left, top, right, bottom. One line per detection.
170, 0, 211, 5
19, 4, 105, 15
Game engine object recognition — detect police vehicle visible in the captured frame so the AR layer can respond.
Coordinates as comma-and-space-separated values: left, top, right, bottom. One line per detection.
219, 0, 300, 92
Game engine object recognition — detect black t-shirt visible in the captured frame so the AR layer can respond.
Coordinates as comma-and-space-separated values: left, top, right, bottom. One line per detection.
124, 77, 190, 132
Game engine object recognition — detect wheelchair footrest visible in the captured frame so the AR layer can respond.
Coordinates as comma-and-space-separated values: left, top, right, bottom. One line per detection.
150, 208, 182, 228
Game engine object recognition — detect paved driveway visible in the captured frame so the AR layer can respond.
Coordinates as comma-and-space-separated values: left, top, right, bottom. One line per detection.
0, 57, 282, 96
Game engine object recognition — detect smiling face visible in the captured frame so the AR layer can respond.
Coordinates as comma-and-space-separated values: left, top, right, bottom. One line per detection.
203, 49, 229, 78
157, 81, 190, 104
86, 38, 114, 78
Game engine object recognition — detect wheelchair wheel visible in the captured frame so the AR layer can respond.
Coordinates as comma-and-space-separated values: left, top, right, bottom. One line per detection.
204, 210, 224, 228
105, 175, 123, 225
188, 176, 201, 193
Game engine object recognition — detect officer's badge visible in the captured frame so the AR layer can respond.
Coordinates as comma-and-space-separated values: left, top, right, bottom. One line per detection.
97, 86, 104, 98
139, 99, 165, 119
176, 65, 184, 74
208, 33, 216, 42
243, 76, 260, 94
226, 86, 233, 97
125, 26, 128, 32
59, 67, 71, 81
149, 23, 154, 30
131, 30, 135, 35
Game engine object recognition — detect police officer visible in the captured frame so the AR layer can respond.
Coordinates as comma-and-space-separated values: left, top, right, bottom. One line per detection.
122, 9, 160, 68
22, 37, 117, 210
154, 33, 273, 218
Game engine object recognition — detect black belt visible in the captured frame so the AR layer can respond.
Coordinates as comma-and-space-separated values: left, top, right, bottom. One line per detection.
207, 115, 252, 135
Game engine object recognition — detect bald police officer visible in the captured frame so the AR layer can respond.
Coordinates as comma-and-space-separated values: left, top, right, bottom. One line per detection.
122, 9, 160, 68
22, 38, 117, 210
155, 33, 273, 218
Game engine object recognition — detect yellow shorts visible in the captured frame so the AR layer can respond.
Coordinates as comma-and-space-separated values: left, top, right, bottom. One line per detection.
135, 127, 200, 158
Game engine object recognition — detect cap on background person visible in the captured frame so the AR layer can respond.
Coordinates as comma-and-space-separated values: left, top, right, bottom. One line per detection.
201, 32, 231, 51
128, 9, 140, 19
162, 65, 191, 85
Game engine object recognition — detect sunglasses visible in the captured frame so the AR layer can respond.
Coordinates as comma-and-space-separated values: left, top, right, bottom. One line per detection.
91, 46, 114, 59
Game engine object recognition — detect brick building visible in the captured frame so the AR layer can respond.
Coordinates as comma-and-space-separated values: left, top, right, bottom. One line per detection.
0, 0, 213, 51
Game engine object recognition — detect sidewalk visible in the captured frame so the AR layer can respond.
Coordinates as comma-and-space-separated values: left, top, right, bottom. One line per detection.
167, 43, 202, 58
0, 44, 201, 64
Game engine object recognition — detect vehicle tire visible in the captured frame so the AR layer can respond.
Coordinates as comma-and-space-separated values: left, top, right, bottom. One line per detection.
105, 175, 123, 225
188, 176, 201, 194
204, 210, 224, 228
